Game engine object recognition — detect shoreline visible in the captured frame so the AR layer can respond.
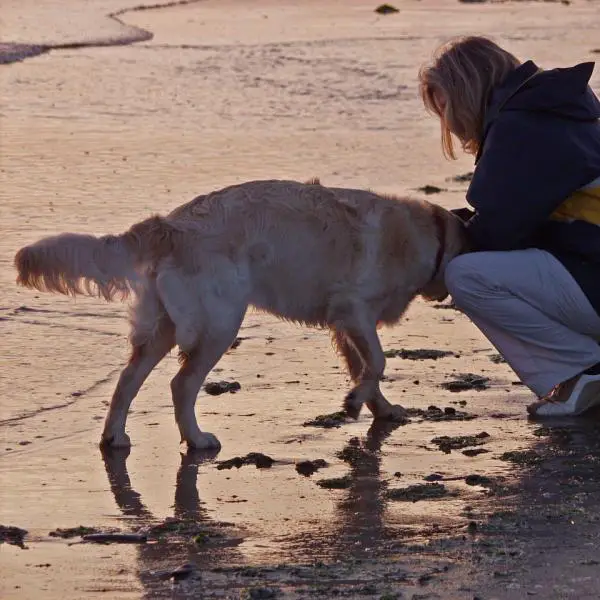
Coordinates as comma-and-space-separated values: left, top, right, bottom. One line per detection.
0, 0, 206, 65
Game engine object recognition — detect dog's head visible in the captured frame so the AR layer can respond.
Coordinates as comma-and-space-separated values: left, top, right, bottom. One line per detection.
419, 207, 470, 302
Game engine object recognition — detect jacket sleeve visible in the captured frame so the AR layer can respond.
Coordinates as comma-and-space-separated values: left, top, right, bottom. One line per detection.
465, 113, 588, 251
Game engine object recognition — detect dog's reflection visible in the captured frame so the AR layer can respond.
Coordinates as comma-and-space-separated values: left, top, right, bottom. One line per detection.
100, 446, 238, 579
280, 419, 403, 561
100, 420, 403, 571
328, 419, 404, 559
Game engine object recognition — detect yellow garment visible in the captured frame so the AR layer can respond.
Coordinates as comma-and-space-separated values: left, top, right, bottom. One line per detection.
551, 183, 600, 226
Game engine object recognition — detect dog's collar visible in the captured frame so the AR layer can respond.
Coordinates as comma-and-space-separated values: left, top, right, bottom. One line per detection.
430, 211, 446, 282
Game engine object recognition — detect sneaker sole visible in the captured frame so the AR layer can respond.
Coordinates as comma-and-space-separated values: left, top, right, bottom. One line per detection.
531, 376, 600, 417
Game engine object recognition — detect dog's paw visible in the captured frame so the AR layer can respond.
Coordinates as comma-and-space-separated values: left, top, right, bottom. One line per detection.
343, 390, 363, 420
380, 404, 409, 423
100, 431, 132, 448
185, 431, 222, 451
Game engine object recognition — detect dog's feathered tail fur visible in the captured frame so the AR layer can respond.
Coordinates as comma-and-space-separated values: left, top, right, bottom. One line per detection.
14, 216, 174, 301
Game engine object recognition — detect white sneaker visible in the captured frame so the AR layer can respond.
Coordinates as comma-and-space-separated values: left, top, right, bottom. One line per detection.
527, 373, 600, 417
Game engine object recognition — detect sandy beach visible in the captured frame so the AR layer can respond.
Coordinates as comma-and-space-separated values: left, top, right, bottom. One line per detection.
2, 0, 600, 598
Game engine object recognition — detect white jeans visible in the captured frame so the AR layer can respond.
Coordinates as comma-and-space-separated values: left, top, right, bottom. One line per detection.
445, 249, 600, 397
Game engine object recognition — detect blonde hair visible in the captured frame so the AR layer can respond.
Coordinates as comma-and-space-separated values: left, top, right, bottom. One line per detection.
419, 36, 520, 159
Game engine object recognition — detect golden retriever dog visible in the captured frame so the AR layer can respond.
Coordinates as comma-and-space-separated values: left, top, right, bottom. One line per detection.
14, 178, 466, 450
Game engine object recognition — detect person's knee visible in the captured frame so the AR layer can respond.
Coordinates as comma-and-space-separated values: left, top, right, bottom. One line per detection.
445, 253, 493, 308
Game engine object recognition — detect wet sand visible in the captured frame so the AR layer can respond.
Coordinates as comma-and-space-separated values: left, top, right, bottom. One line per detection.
2, 0, 600, 598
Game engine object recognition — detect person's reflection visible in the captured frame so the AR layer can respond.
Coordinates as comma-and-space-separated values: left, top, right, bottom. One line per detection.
100, 446, 241, 591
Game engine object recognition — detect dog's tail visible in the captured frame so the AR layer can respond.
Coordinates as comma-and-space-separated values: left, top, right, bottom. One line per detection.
14, 216, 176, 301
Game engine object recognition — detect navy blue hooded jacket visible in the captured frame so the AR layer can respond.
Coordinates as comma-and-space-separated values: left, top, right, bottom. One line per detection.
464, 59, 600, 315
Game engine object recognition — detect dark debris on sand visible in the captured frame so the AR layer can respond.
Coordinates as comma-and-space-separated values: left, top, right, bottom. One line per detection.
229, 336, 248, 350
387, 483, 451, 502
204, 380, 242, 395
447, 171, 474, 183
431, 432, 490, 454
462, 448, 490, 457
0, 525, 28, 548
499, 450, 544, 466
141, 518, 232, 541
489, 353, 507, 364
465, 474, 495, 487
49, 526, 99, 538
154, 562, 199, 582
441, 373, 490, 392
432, 301, 460, 311
317, 475, 353, 489
384, 348, 455, 360
139, 518, 238, 551
246, 587, 281, 599
374, 3, 399, 14
216, 452, 275, 470
303, 411, 348, 428
82, 532, 147, 544
417, 184, 446, 195
295, 459, 328, 477
406, 405, 476, 422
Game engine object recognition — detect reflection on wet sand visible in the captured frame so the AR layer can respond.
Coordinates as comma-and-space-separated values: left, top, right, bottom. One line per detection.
101, 447, 243, 593
330, 420, 404, 560
271, 420, 406, 562
101, 420, 406, 571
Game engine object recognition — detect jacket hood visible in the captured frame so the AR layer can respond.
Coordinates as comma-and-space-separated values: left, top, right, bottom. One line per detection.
484, 60, 600, 130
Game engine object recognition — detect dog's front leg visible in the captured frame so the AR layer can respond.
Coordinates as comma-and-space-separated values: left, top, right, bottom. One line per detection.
343, 329, 407, 421
332, 314, 407, 422
331, 304, 407, 421
334, 327, 405, 418
365, 390, 408, 422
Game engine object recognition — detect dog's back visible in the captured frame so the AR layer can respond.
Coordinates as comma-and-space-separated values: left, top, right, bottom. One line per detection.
156, 180, 445, 326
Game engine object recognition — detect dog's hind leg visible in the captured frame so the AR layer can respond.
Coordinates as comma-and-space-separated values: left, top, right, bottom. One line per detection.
101, 288, 175, 448
157, 268, 248, 449
170, 309, 245, 450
